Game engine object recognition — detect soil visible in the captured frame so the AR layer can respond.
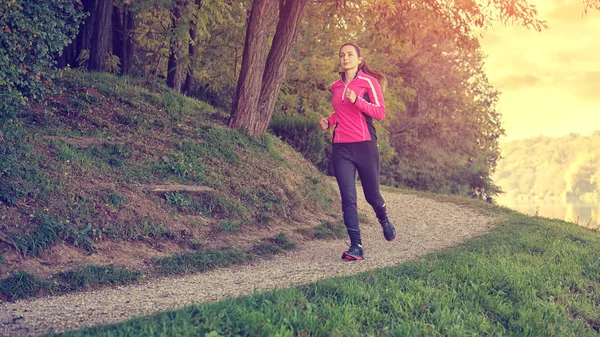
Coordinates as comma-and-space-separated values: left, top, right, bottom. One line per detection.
0, 186, 497, 337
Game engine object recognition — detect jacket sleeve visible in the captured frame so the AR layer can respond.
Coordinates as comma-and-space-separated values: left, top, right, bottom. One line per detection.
354, 77, 386, 120
326, 112, 338, 129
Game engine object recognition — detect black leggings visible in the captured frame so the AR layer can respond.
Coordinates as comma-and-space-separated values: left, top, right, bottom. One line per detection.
332, 141, 387, 245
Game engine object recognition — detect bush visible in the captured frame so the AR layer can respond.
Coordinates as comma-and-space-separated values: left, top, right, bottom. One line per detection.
0, 0, 85, 108
269, 113, 329, 171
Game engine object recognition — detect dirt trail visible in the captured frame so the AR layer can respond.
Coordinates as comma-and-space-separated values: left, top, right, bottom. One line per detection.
0, 188, 496, 337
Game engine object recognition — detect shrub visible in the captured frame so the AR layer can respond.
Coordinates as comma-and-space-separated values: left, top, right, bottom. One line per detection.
269, 113, 329, 171
0, 0, 85, 107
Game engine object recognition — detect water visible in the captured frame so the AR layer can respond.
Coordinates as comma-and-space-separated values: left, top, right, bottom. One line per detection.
495, 196, 599, 229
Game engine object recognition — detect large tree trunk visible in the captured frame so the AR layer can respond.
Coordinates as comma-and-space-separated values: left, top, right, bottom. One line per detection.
228, 0, 277, 135
166, 1, 185, 92
88, 0, 112, 72
228, 0, 307, 136
183, 0, 203, 95
255, 0, 309, 135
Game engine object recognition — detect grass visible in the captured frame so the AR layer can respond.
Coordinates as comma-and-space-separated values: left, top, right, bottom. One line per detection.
0, 265, 141, 302
51, 213, 600, 337
0, 232, 296, 300
249, 232, 295, 256
5, 214, 65, 256
153, 233, 296, 276
152, 247, 248, 276
1, 69, 337, 269
297, 220, 346, 240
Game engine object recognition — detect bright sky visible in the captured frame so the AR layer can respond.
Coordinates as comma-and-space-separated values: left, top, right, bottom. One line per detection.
479, 0, 600, 141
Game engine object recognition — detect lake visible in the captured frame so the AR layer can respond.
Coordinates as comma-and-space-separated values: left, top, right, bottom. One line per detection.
495, 196, 599, 229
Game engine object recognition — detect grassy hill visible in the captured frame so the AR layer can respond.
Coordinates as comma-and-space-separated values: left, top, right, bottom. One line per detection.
0, 70, 342, 299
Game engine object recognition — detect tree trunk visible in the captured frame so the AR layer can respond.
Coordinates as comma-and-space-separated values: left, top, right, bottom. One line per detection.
228, 0, 278, 136
121, 4, 134, 75
183, 0, 203, 95
255, 0, 309, 135
89, 0, 112, 72
166, 1, 185, 92
57, 0, 96, 68
112, 5, 123, 68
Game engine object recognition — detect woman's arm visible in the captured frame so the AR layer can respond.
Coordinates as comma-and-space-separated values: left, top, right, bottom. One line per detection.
354, 76, 386, 120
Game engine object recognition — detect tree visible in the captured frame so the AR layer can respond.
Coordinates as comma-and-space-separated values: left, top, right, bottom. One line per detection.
57, 0, 95, 69
112, 0, 135, 75
228, 0, 278, 135
585, 0, 600, 13
88, 0, 113, 71
166, 0, 186, 91
182, 0, 202, 95
228, 0, 548, 137
229, 0, 309, 136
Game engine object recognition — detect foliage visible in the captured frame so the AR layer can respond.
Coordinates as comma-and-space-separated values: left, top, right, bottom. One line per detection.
133, 0, 238, 85
0, 0, 85, 108
279, 1, 506, 198
494, 132, 600, 201
356, 5, 505, 197
269, 113, 329, 171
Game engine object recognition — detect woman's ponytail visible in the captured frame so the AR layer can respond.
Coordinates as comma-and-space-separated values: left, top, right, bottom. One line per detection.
359, 60, 387, 92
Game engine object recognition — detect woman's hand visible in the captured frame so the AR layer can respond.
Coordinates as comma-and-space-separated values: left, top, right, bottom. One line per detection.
345, 89, 357, 103
318, 118, 329, 130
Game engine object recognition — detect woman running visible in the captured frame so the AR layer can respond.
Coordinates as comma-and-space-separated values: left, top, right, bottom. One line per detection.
319, 42, 396, 261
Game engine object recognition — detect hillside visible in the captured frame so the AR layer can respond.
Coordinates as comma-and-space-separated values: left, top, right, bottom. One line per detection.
494, 132, 600, 203
0, 70, 340, 290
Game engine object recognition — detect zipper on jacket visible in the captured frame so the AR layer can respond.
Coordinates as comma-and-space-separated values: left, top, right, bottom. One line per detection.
341, 72, 359, 102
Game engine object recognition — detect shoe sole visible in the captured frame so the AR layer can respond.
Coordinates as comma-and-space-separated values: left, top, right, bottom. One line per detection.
386, 236, 396, 242
342, 252, 364, 261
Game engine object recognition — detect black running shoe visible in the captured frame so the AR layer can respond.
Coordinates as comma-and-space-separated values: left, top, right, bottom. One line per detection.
342, 244, 364, 261
379, 218, 396, 242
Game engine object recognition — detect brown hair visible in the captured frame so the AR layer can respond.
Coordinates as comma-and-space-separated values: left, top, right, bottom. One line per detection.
340, 42, 388, 91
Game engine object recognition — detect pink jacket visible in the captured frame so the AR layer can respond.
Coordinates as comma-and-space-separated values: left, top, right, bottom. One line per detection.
327, 70, 386, 143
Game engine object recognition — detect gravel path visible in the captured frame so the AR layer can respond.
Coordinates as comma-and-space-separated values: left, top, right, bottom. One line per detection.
0, 188, 496, 337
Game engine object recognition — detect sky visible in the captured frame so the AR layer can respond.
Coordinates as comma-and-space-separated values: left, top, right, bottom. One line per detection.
478, 0, 600, 141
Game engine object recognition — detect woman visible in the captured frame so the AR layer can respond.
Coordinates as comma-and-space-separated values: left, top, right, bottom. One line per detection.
319, 42, 396, 261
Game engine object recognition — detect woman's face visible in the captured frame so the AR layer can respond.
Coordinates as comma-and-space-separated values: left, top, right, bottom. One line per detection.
339, 45, 362, 71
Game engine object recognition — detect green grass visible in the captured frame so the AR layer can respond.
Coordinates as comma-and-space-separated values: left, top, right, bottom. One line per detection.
5, 214, 64, 256
297, 220, 346, 240
153, 233, 296, 276
53, 213, 600, 337
1, 69, 337, 266
0, 265, 141, 302
213, 220, 242, 233
152, 247, 248, 276
249, 233, 295, 256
